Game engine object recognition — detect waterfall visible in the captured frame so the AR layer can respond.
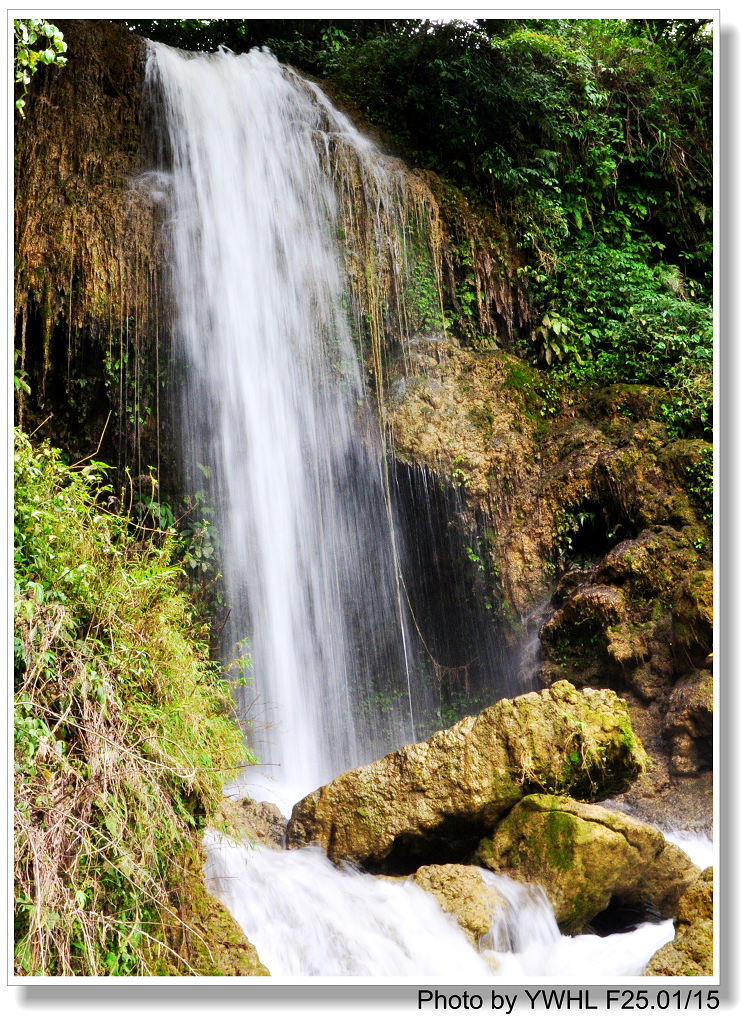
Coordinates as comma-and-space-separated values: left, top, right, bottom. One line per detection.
145, 43, 441, 799
143, 41, 708, 980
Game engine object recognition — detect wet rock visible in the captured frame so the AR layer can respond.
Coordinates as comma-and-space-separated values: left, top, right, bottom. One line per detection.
645, 867, 713, 976
412, 864, 505, 948
553, 566, 597, 604
664, 669, 713, 777
385, 335, 712, 824
541, 584, 624, 639
229, 798, 287, 850
581, 384, 665, 424
671, 569, 713, 670
286, 680, 646, 870
597, 526, 699, 599
475, 794, 700, 935
539, 585, 625, 687
149, 839, 270, 976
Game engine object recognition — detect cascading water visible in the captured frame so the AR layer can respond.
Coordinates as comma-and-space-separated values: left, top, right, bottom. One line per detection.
144, 41, 709, 980
203, 832, 686, 978
146, 43, 435, 801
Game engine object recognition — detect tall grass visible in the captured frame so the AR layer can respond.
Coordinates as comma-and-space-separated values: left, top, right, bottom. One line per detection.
13, 428, 249, 975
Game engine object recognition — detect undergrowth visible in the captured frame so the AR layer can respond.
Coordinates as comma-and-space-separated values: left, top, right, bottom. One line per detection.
13, 428, 250, 976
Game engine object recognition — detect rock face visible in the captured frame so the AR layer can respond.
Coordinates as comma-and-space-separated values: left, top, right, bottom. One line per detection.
664, 669, 713, 777
14, 21, 167, 475
474, 794, 700, 935
147, 840, 269, 976
386, 338, 712, 826
412, 864, 505, 948
671, 570, 713, 671
645, 867, 714, 976
286, 680, 646, 870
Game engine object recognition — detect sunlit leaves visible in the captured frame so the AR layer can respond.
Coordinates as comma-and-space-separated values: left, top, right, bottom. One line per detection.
14, 19, 67, 116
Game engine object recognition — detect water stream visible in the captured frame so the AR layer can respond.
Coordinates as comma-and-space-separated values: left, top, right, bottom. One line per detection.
146, 42, 430, 797
203, 831, 694, 979
145, 41, 708, 980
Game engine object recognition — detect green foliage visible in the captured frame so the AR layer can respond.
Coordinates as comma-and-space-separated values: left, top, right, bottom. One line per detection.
401, 235, 444, 336
324, 19, 711, 431
14, 350, 31, 396
13, 429, 250, 975
14, 19, 67, 116
535, 239, 712, 437
122, 17, 711, 434
554, 506, 598, 561
684, 445, 713, 526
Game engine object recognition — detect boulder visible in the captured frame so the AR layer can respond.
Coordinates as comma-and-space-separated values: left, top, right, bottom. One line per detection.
286, 680, 646, 870
539, 585, 625, 686
474, 794, 700, 935
412, 864, 505, 948
645, 867, 713, 976
232, 798, 287, 850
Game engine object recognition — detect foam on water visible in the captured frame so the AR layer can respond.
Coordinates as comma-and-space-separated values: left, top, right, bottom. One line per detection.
204, 834, 678, 979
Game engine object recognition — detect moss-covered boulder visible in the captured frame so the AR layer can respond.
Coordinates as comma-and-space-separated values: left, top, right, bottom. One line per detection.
537, 516, 712, 824
539, 585, 625, 683
541, 526, 704, 692
645, 867, 713, 976
474, 794, 699, 935
596, 527, 702, 602
286, 680, 646, 870
412, 864, 505, 948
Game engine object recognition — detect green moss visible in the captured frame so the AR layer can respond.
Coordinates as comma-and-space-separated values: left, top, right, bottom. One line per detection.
144, 841, 269, 977
476, 836, 493, 861
467, 401, 495, 438
545, 809, 576, 870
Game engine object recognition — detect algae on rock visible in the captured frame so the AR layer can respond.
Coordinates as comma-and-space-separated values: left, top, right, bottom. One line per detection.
14, 20, 169, 484
145, 840, 269, 976
475, 793, 699, 935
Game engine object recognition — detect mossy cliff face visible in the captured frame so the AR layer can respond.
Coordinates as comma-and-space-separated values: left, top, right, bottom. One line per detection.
286, 680, 646, 871
386, 337, 712, 825
14, 20, 170, 485
145, 840, 269, 976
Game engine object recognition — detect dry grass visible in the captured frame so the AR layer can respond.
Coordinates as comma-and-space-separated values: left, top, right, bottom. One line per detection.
14, 429, 248, 975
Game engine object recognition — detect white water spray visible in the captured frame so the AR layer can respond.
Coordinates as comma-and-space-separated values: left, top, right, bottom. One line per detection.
146, 44, 427, 797
204, 833, 677, 978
